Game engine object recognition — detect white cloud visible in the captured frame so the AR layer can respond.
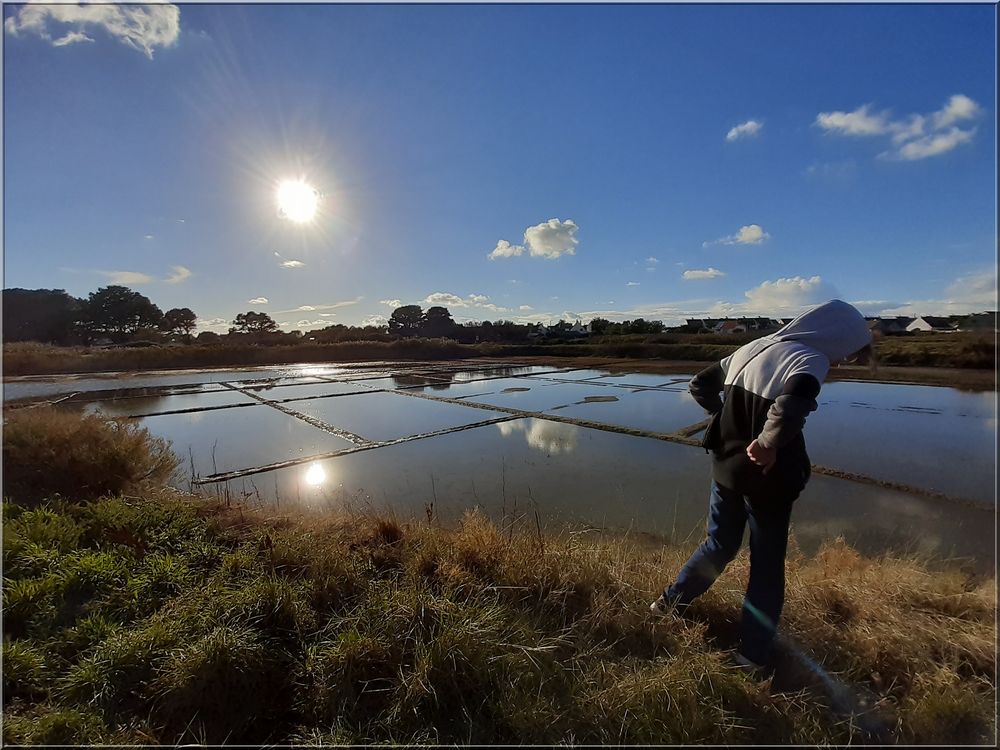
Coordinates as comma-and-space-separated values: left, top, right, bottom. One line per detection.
490, 218, 579, 261
878, 267, 997, 317
274, 251, 304, 269
931, 94, 982, 130
272, 298, 364, 315
100, 270, 154, 285
683, 267, 725, 280
424, 291, 509, 313
4, 2, 181, 59
488, 240, 525, 260
52, 30, 94, 46
626, 281, 640, 286
164, 265, 191, 284
815, 104, 891, 136
248, 297, 269, 305
726, 120, 763, 142
143, 234, 154, 240
646, 256, 660, 265
817, 95, 982, 161
361, 315, 388, 327
297, 319, 328, 328
319, 313, 337, 317
519, 305, 533, 311
380, 299, 402, 308
424, 292, 466, 307
739, 275, 837, 313
706, 224, 770, 247
524, 218, 578, 259
888, 127, 976, 161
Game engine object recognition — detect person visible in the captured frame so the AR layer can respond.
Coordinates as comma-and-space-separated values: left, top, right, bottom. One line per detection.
650, 299, 873, 671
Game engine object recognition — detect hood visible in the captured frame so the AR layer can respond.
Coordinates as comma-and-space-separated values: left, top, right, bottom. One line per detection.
770, 299, 871, 363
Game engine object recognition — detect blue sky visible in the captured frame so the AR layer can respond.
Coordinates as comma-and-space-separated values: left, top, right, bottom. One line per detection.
3, 2, 996, 332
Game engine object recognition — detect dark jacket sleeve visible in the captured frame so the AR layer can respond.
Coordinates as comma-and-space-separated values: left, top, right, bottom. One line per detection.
756, 373, 822, 449
689, 362, 725, 414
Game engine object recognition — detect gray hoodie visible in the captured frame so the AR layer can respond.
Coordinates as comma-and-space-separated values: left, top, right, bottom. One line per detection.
691, 300, 871, 500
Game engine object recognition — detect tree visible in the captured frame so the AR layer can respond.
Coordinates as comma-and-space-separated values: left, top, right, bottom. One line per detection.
420, 306, 456, 338
2, 288, 85, 344
388, 305, 423, 338
196, 331, 221, 344
161, 307, 197, 341
229, 311, 278, 334
85, 286, 164, 342
589, 317, 612, 336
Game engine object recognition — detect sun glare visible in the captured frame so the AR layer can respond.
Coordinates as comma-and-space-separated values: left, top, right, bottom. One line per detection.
304, 462, 327, 487
276, 179, 319, 223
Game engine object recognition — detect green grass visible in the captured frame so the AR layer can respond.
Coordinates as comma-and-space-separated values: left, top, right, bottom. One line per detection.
2, 408, 995, 745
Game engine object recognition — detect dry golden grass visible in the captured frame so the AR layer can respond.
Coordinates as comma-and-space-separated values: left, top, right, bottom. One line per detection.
2, 409, 995, 745
2, 408, 179, 505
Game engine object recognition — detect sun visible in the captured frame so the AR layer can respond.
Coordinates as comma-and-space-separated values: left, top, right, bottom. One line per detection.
276, 179, 319, 223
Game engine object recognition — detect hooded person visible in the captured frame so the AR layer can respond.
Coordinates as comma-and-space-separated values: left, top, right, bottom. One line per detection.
650, 299, 872, 671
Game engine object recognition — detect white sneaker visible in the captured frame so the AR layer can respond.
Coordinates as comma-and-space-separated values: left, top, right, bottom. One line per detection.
733, 652, 771, 677
649, 596, 671, 616
650, 594, 687, 617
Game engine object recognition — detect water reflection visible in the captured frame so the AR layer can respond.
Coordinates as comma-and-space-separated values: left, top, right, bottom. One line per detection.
497, 418, 579, 454
303, 462, 328, 487
391, 371, 458, 390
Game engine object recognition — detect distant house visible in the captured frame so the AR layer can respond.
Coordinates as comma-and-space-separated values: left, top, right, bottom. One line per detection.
955, 311, 998, 332
714, 320, 746, 334
906, 316, 958, 333
869, 317, 914, 336
533, 320, 590, 340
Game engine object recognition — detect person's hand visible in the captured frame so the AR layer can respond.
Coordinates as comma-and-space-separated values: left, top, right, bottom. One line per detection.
746, 439, 777, 475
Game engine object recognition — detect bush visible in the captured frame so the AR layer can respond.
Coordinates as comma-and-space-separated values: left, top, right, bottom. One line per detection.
2, 408, 179, 506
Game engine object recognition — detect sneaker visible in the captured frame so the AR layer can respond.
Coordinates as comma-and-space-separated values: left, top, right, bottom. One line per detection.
732, 652, 773, 678
649, 593, 687, 617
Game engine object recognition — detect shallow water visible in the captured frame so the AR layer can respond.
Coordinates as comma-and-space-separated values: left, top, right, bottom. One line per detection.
10, 360, 995, 570
206, 418, 995, 572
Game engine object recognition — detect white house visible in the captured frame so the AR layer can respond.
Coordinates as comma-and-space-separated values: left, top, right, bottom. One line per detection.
906, 316, 958, 333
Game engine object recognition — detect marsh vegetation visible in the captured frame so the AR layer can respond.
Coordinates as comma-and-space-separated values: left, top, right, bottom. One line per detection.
2, 408, 995, 745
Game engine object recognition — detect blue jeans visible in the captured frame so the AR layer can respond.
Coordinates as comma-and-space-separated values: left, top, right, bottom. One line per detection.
664, 481, 795, 664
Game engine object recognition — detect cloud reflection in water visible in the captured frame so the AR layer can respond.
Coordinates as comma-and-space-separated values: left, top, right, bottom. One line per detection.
497, 419, 578, 455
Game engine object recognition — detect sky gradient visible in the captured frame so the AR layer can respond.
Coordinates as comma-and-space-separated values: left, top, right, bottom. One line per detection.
3, 2, 997, 332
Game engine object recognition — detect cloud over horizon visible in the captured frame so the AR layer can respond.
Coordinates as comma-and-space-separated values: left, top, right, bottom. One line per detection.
4, 2, 181, 58
424, 291, 509, 314
100, 270, 154, 285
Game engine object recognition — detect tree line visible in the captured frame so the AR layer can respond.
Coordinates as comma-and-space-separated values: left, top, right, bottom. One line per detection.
2, 287, 671, 348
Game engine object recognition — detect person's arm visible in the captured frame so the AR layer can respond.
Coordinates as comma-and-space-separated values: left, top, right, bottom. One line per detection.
756, 373, 822, 449
688, 361, 725, 414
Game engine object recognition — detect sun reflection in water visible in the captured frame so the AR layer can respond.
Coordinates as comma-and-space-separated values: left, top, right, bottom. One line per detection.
304, 462, 327, 487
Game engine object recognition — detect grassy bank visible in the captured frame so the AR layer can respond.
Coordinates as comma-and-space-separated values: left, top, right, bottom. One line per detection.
4, 331, 994, 377
2, 409, 996, 745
